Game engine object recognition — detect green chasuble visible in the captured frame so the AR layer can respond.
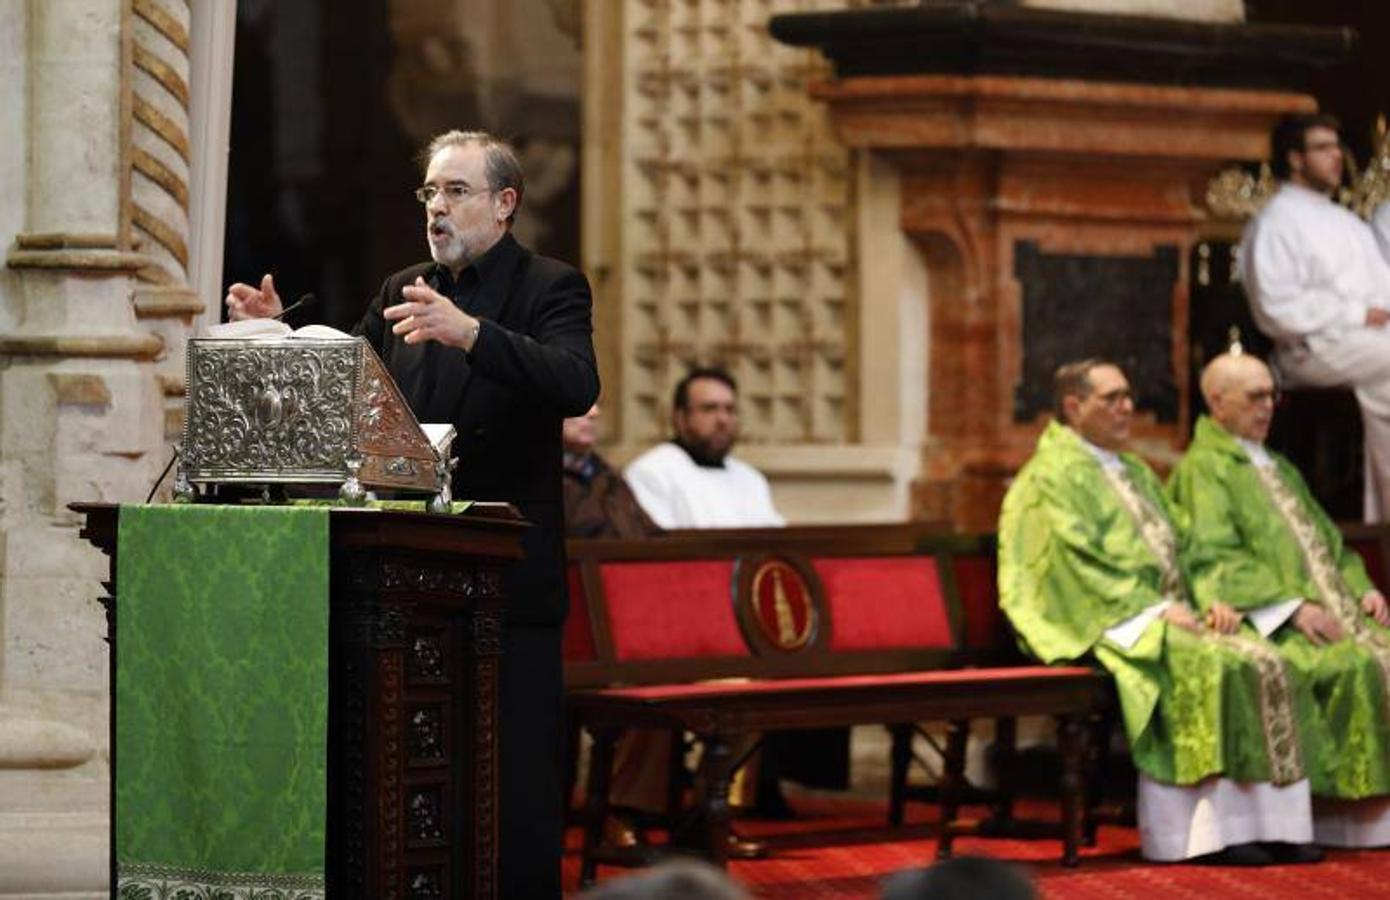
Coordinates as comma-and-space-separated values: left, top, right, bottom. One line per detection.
1000, 421, 1313, 787
116, 504, 329, 899
1169, 416, 1390, 799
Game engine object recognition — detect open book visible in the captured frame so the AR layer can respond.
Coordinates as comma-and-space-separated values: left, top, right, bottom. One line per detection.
203, 319, 353, 340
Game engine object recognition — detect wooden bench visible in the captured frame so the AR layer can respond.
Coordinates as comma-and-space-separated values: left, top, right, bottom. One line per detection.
562, 524, 1111, 882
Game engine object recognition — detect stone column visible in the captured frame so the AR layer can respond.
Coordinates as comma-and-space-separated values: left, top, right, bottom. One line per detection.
0, 0, 204, 894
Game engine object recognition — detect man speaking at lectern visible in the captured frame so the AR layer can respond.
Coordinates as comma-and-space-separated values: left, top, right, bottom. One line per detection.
226, 130, 599, 898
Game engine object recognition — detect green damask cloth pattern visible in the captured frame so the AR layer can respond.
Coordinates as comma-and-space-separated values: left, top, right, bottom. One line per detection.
116, 504, 329, 898
999, 421, 1313, 786
1170, 416, 1390, 799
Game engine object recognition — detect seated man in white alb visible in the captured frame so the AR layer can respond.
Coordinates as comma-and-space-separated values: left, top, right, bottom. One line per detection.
625, 367, 784, 529
621, 367, 788, 847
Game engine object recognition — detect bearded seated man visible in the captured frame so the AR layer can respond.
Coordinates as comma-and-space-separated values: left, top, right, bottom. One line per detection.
1169, 350, 1390, 847
999, 359, 1324, 866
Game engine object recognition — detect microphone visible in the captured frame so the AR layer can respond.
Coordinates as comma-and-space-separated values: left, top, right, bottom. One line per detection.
272, 293, 318, 322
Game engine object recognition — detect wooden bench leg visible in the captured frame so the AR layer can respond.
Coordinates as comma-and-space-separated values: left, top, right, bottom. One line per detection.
695, 731, 736, 868
1058, 714, 1084, 867
990, 716, 1017, 829
581, 726, 618, 887
936, 719, 969, 861
664, 726, 687, 831
1084, 709, 1110, 846
888, 724, 913, 827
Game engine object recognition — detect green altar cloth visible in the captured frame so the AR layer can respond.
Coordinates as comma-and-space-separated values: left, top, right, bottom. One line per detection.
116, 504, 329, 899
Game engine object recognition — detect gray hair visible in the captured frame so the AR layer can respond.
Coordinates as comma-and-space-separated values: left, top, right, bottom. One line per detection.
1052, 357, 1121, 425
423, 130, 524, 224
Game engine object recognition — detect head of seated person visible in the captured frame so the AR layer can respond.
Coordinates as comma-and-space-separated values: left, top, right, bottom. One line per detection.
879, 856, 1036, 900
671, 366, 740, 467
579, 860, 751, 900
564, 402, 602, 463
1053, 358, 1134, 451
1201, 351, 1277, 446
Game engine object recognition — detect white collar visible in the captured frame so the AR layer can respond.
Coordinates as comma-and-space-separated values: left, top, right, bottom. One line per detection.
1279, 181, 1337, 206
1236, 437, 1275, 469
1077, 433, 1125, 472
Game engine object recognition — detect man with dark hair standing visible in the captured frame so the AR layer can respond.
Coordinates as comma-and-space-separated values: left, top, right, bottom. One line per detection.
1000, 359, 1324, 865
1241, 113, 1390, 521
226, 129, 598, 898
624, 367, 784, 529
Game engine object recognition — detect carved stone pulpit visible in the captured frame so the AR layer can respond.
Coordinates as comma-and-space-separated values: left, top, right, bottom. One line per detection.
772, 2, 1354, 530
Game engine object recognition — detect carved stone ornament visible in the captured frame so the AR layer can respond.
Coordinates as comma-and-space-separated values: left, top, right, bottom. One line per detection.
178, 336, 453, 498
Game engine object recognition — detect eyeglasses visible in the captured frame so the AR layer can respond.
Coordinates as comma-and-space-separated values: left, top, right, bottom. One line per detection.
1245, 388, 1280, 404
1095, 388, 1132, 407
413, 182, 492, 205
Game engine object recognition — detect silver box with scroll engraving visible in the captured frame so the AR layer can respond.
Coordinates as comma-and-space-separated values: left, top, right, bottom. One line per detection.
176, 335, 455, 506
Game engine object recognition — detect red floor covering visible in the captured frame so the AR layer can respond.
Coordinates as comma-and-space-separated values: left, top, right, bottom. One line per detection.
563, 796, 1390, 898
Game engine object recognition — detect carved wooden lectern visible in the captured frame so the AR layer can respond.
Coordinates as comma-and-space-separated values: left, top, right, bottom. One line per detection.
74, 502, 526, 900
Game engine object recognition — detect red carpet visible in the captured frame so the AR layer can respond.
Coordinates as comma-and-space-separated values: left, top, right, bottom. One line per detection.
564, 796, 1390, 898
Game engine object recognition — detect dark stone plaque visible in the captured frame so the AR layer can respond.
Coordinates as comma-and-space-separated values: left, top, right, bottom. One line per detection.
1013, 241, 1179, 423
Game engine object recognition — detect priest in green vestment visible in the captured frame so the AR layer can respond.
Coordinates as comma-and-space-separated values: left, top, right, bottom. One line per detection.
999, 358, 1324, 865
1168, 350, 1390, 847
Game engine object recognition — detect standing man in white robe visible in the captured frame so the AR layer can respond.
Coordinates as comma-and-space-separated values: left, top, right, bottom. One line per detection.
1240, 113, 1390, 522
625, 367, 784, 529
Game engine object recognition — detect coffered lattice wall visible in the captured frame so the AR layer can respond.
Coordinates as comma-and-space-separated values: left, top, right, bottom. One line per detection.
599, 0, 906, 448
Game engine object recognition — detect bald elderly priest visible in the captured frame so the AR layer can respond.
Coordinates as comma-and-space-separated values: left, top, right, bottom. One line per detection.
999, 359, 1324, 865
1168, 350, 1390, 848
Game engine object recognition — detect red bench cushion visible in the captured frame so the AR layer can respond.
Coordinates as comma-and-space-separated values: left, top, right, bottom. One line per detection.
813, 556, 953, 651
600, 560, 749, 661
563, 563, 597, 663
953, 554, 1006, 651
586, 666, 1094, 702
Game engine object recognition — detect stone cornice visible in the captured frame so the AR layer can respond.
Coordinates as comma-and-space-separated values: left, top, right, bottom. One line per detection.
7, 235, 158, 274
770, 3, 1356, 90
133, 284, 205, 318
0, 334, 165, 359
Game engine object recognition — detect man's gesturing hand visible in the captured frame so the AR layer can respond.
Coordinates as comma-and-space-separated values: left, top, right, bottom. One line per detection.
225, 273, 284, 321
383, 277, 481, 350
1162, 604, 1205, 634
1205, 601, 1243, 635
1292, 603, 1345, 645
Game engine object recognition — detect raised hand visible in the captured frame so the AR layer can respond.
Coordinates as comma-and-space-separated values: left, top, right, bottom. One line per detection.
382, 276, 481, 350
225, 273, 284, 321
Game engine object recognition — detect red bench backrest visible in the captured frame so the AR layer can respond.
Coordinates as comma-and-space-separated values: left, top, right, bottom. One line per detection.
562, 525, 999, 687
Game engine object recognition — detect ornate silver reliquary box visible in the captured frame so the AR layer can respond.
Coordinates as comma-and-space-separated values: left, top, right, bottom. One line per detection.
176, 335, 454, 504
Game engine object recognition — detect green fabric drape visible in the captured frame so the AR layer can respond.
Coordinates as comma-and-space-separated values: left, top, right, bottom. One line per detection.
116, 504, 329, 899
